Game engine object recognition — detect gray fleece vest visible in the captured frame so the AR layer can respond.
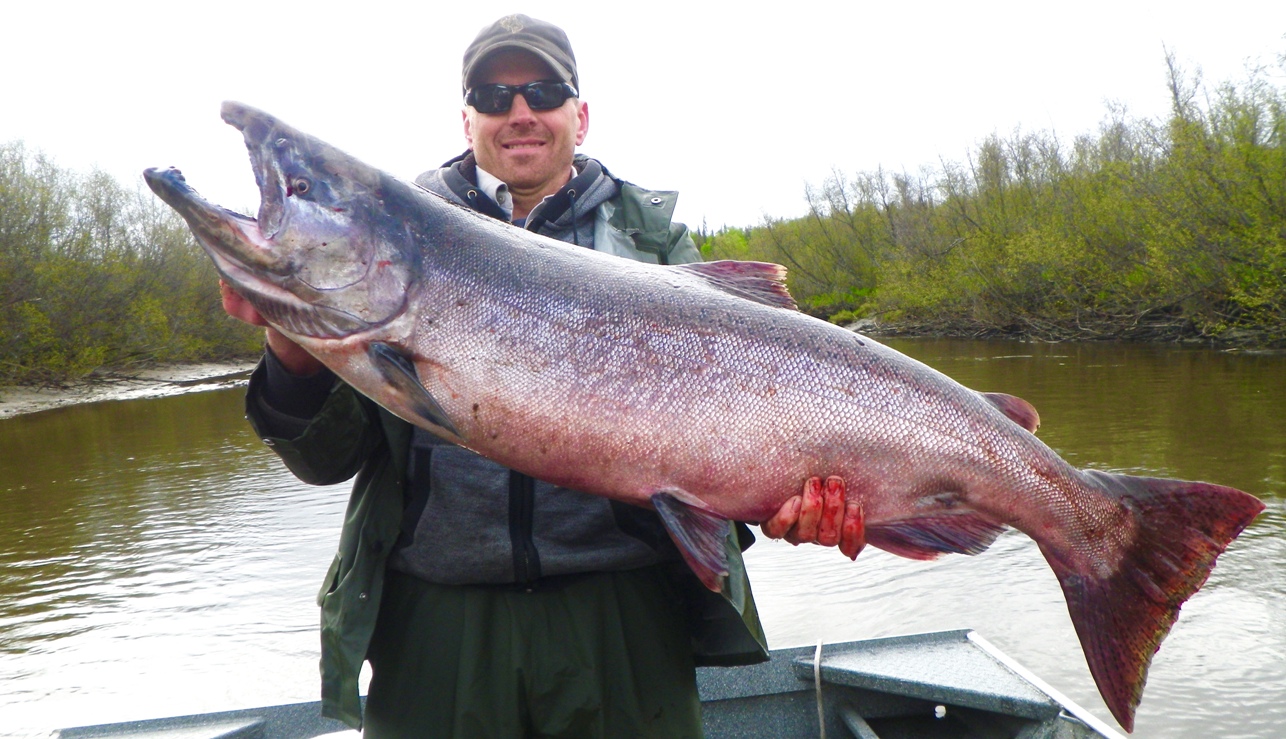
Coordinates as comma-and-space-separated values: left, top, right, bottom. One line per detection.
390, 156, 692, 585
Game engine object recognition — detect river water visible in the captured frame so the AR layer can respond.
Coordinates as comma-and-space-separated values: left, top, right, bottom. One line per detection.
1, 339, 1283, 737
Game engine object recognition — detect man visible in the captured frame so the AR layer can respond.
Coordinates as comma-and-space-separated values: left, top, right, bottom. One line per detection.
223, 14, 860, 738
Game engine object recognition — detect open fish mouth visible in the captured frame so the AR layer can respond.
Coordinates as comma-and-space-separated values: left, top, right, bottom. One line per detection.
219, 101, 291, 240
142, 166, 278, 276
141, 166, 373, 339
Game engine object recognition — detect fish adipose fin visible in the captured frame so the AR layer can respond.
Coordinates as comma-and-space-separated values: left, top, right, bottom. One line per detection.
865, 510, 1007, 560
368, 342, 461, 438
651, 491, 732, 593
1047, 471, 1264, 732
981, 392, 1040, 433
674, 261, 798, 311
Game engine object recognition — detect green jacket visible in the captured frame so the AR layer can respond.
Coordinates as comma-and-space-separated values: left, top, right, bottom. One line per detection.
245, 164, 769, 729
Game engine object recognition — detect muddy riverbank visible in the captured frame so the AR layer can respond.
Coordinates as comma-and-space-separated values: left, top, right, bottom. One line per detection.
0, 362, 257, 420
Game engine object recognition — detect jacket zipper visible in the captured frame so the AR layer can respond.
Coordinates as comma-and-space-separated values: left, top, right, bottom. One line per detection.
508, 471, 541, 588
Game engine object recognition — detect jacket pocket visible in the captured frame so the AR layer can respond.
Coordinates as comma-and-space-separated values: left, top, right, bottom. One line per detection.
316, 552, 342, 606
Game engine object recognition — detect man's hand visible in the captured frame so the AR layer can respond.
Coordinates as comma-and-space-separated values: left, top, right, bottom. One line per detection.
220, 279, 269, 326
760, 476, 865, 560
220, 280, 325, 376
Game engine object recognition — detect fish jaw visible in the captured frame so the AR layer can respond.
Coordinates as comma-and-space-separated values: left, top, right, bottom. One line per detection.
142, 165, 384, 339
220, 100, 382, 246
219, 101, 289, 239
145, 102, 423, 340
219, 102, 418, 329
143, 167, 283, 275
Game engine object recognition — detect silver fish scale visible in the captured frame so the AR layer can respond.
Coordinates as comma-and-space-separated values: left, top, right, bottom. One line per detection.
403, 234, 1076, 529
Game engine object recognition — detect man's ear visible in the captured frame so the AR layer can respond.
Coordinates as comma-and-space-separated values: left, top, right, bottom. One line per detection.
575, 101, 589, 146
463, 107, 474, 148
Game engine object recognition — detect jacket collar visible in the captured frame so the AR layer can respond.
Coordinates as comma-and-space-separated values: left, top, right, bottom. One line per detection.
435, 151, 618, 230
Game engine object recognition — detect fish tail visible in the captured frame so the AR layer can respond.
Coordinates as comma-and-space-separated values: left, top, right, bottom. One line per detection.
1046, 471, 1263, 732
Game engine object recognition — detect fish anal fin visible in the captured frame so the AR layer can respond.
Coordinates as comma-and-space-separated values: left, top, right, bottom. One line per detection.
651, 491, 731, 593
982, 392, 1040, 433
1049, 470, 1264, 732
368, 342, 461, 438
866, 510, 1007, 560
674, 260, 798, 311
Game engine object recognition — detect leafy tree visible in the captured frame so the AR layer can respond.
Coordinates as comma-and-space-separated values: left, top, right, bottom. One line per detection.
0, 143, 261, 385
744, 52, 1286, 347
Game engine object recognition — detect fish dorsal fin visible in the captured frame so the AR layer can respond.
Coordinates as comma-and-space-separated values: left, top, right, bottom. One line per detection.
673, 260, 798, 311
982, 392, 1040, 433
651, 491, 731, 593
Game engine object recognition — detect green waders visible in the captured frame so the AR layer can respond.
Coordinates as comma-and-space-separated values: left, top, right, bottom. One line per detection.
363, 566, 704, 738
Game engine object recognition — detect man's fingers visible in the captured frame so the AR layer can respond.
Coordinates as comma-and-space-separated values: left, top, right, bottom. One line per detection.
761, 476, 864, 558
787, 476, 824, 544
839, 499, 866, 560
220, 279, 268, 326
760, 495, 801, 540
816, 476, 845, 546
219, 279, 238, 314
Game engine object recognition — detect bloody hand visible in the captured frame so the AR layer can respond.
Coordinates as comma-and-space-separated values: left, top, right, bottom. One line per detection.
760, 476, 865, 560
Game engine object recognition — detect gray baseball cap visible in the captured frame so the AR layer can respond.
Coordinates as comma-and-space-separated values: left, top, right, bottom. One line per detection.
462, 14, 579, 94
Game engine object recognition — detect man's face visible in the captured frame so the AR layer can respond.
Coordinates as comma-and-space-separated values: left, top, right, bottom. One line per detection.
464, 49, 589, 197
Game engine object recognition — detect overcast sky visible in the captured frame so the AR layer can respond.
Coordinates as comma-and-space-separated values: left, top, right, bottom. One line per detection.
4, 1, 1284, 230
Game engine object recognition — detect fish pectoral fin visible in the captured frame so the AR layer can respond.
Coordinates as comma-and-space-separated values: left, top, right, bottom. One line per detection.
673, 261, 798, 311
981, 392, 1040, 433
866, 510, 1007, 560
368, 342, 461, 438
651, 491, 732, 593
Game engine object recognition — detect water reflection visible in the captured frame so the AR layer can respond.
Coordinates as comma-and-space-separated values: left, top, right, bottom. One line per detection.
1, 340, 1283, 738
904, 340, 1286, 494
0, 390, 350, 736
746, 339, 1286, 739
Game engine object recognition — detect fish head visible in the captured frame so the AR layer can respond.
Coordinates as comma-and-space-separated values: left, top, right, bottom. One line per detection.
143, 101, 418, 339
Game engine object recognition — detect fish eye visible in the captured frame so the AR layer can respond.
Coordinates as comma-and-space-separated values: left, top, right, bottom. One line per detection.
292, 177, 311, 196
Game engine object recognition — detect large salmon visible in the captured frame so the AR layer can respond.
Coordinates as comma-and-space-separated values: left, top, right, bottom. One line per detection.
144, 102, 1263, 731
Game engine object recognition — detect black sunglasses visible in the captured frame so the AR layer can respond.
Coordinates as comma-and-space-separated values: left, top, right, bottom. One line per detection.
465, 81, 578, 115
